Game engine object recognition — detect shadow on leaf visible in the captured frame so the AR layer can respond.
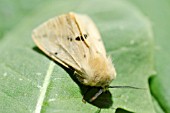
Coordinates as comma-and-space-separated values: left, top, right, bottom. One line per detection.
33, 46, 46, 56
115, 108, 133, 113
33, 46, 113, 108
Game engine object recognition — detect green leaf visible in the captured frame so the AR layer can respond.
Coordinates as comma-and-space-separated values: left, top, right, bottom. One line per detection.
0, 0, 155, 113
128, 0, 170, 112
0, 0, 54, 38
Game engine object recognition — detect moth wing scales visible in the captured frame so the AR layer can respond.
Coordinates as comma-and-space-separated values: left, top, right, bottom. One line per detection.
32, 12, 109, 83
73, 13, 107, 56
32, 12, 116, 88
32, 14, 85, 72
32, 33, 69, 69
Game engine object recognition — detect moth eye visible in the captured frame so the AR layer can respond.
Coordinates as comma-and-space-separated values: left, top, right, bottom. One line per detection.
75, 36, 81, 41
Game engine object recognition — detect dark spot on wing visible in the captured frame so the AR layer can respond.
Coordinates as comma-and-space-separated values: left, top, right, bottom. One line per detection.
80, 36, 84, 41
54, 52, 58, 55
67, 37, 73, 41
84, 34, 87, 39
75, 36, 81, 41
75, 34, 87, 41
84, 54, 86, 58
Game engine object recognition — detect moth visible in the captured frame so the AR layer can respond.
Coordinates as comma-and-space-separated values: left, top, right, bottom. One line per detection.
32, 12, 137, 102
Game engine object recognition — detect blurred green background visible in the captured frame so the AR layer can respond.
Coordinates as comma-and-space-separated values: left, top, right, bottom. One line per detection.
0, 0, 170, 113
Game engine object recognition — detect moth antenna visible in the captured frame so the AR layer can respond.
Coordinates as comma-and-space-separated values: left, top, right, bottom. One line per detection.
108, 86, 146, 90
89, 88, 104, 102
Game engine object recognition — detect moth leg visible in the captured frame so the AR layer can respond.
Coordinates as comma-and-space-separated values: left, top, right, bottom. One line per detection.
82, 87, 92, 103
73, 70, 85, 84
73, 71, 79, 76
82, 88, 104, 103
89, 88, 104, 102
73, 71, 89, 103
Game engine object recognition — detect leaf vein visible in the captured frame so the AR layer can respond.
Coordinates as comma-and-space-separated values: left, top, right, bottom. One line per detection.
34, 61, 55, 113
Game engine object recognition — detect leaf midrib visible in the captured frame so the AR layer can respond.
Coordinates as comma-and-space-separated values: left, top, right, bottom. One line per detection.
34, 61, 55, 113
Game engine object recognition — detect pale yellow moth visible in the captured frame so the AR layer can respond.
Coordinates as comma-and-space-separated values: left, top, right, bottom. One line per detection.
32, 12, 138, 102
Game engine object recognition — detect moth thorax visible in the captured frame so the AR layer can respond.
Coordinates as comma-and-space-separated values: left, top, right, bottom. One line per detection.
84, 55, 116, 87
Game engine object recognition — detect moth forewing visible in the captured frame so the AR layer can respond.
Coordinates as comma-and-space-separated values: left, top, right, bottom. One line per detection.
32, 32, 69, 69
32, 12, 116, 89
32, 14, 84, 72
73, 13, 106, 55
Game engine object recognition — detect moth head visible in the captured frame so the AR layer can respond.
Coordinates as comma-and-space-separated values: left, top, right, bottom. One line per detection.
87, 86, 144, 102
81, 55, 116, 88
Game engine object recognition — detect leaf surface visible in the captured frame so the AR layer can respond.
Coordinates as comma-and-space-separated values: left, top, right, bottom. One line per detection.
0, 0, 155, 113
